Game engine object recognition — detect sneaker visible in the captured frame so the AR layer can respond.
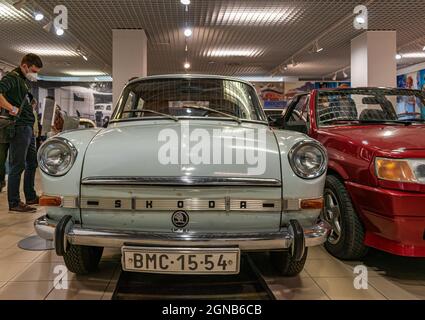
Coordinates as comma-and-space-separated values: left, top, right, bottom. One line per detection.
26, 196, 39, 206
9, 202, 37, 213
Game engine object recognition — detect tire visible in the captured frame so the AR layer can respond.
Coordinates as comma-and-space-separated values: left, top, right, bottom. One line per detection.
323, 175, 368, 260
63, 244, 104, 275
270, 248, 308, 277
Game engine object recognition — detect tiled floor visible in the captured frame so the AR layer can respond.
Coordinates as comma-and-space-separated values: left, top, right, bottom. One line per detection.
0, 173, 425, 300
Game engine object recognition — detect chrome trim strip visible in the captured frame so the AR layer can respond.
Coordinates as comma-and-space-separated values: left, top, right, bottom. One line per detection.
134, 198, 226, 211
81, 176, 282, 187
79, 197, 282, 211
34, 216, 331, 250
62, 196, 79, 209
230, 199, 281, 212
81, 197, 133, 210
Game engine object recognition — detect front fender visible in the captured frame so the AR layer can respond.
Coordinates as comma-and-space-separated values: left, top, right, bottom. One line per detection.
39, 129, 101, 220
273, 129, 327, 225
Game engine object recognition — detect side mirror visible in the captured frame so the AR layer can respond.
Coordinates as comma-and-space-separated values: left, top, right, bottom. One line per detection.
268, 115, 285, 128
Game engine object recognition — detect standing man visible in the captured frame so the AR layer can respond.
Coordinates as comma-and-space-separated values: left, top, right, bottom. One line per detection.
0, 54, 43, 212
0, 108, 8, 192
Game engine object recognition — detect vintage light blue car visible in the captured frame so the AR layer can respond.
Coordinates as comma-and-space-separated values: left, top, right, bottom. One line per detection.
35, 75, 330, 276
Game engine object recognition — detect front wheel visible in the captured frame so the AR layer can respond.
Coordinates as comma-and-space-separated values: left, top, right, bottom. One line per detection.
323, 175, 368, 260
270, 248, 308, 277
63, 244, 103, 275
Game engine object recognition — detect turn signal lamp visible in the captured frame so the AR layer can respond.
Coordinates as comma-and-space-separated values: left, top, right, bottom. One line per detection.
300, 198, 324, 210
39, 195, 62, 207
375, 158, 424, 183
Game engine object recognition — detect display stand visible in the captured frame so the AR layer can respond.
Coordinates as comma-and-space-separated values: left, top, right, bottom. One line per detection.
18, 235, 54, 251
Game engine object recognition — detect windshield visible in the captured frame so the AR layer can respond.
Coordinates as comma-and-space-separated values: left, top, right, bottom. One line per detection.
113, 78, 265, 122
317, 89, 425, 126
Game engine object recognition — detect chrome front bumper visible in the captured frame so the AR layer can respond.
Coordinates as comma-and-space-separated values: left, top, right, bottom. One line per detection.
34, 215, 330, 251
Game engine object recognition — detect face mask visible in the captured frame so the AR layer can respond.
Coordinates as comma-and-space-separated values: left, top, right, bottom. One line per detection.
25, 72, 38, 82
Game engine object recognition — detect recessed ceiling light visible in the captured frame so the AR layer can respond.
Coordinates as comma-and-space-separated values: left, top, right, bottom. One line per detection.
184, 28, 192, 37
217, 8, 294, 25
180, 0, 190, 5
15, 46, 77, 56
206, 49, 262, 57
34, 12, 44, 21
0, 3, 19, 17
56, 28, 64, 36
82, 55, 88, 61
184, 62, 191, 69
395, 54, 402, 60
400, 52, 425, 58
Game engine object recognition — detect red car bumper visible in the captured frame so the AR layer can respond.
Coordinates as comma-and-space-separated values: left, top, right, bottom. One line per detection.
346, 181, 425, 257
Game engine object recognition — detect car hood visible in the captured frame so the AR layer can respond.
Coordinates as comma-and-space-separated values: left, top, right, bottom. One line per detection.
81, 120, 281, 180
322, 124, 425, 153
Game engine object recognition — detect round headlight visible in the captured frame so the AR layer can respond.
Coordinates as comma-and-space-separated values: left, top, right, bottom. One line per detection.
38, 137, 77, 176
288, 140, 327, 179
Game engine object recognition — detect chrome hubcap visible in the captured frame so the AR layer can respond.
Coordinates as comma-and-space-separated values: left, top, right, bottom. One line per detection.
323, 189, 342, 245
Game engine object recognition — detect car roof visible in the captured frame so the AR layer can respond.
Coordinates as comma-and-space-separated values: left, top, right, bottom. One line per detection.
126, 74, 255, 88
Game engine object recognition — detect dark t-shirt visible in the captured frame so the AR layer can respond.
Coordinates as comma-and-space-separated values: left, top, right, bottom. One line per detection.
0, 68, 34, 126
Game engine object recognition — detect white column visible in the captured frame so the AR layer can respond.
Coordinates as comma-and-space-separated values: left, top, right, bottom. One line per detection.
112, 29, 147, 106
351, 31, 397, 88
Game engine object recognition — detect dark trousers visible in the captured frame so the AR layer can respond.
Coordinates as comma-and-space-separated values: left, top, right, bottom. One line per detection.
8, 125, 38, 208
0, 143, 9, 184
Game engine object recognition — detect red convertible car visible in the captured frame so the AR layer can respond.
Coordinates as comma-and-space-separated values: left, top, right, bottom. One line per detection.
281, 88, 425, 259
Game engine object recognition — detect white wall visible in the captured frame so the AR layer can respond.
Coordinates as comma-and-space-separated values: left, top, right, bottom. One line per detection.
112, 29, 147, 107
351, 31, 397, 87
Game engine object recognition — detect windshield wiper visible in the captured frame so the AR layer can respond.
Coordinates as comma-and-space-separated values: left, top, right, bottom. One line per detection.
121, 109, 178, 121
181, 105, 242, 124
321, 118, 359, 124
357, 119, 412, 126
322, 119, 413, 126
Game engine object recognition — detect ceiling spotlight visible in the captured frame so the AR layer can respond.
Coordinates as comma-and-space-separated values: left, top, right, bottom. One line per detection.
313, 40, 323, 53
332, 72, 338, 81
184, 28, 193, 37
180, 0, 191, 4
42, 21, 53, 32
34, 12, 44, 21
56, 28, 64, 36
291, 57, 298, 67
82, 55, 88, 61
355, 16, 366, 25
342, 69, 348, 78
184, 62, 191, 69
423, 46, 425, 51
279, 65, 288, 73
12, 0, 27, 10
396, 54, 402, 60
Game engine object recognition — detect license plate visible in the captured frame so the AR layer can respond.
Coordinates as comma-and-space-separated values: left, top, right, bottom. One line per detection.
121, 247, 240, 274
